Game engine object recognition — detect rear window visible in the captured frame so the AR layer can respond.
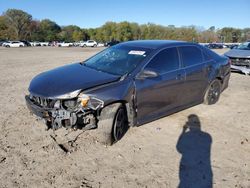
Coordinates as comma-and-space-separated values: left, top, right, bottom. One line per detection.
179, 46, 203, 67
202, 46, 221, 60
203, 51, 213, 61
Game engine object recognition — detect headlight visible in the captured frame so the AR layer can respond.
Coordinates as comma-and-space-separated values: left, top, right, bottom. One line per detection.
55, 89, 81, 99
78, 94, 90, 107
78, 93, 104, 110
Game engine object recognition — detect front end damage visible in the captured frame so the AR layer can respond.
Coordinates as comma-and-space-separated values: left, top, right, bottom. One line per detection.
25, 93, 104, 130
229, 57, 250, 75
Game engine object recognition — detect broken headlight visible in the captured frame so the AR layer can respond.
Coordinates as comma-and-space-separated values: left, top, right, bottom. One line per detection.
78, 93, 104, 110
59, 92, 104, 111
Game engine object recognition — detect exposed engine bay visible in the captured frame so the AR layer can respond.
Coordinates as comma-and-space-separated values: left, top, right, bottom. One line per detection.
26, 93, 104, 130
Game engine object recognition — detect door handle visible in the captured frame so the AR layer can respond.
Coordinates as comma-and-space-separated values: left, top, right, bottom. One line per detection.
206, 65, 212, 71
176, 73, 185, 80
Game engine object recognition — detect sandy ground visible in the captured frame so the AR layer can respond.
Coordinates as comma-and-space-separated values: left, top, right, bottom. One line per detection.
0, 47, 249, 188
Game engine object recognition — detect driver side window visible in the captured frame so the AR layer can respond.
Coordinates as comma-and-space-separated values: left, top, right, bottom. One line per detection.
145, 47, 180, 74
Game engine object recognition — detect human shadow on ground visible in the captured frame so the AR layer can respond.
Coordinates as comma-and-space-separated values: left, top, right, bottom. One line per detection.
176, 114, 213, 188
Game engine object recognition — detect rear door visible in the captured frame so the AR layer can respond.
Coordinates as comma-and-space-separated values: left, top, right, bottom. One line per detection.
178, 45, 208, 104
135, 47, 185, 124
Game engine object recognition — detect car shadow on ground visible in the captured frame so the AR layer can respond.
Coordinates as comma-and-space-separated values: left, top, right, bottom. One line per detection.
176, 114, 213, 188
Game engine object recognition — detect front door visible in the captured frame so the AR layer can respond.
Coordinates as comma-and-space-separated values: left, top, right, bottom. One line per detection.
135, 47, 185, 124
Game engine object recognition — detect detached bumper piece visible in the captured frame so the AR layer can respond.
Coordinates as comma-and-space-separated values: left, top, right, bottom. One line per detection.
25, 95, 97, 130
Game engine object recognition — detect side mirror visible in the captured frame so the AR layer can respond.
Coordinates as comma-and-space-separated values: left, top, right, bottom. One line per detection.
136, 69, 159, 79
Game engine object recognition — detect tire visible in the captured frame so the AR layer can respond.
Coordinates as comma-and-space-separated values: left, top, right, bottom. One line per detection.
84, 44, 87, 47
97, 103, 128, 145
94, 44, 97, 47
204, 79, 221, 105
6, 45, 10, 48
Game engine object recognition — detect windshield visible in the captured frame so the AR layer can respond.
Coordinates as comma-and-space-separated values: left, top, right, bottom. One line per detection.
237, 42, 250, 50
83, 46, 151, 76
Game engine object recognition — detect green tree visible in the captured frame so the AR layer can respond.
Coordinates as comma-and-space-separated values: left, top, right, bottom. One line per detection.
116, 22, 133, 41
218, 27, 242, 43
0, 16, 13, 40
59, 25, 88, 42
3, 9, 32, 39
101, 22, 117, 41
39, 19, 61, 41
241, 28, 250, 41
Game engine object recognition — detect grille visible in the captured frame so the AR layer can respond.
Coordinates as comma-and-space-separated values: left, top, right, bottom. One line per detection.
30, 95, 55, 108
230, 57, 250, 67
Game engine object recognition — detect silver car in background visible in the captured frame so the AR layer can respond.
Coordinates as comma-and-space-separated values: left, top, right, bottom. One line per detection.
224, 41, 250, 75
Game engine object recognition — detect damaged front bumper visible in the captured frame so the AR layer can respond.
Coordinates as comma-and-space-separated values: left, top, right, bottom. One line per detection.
231, 65, 250, 75
229, 57, 250, 75
25, 94, 103, 130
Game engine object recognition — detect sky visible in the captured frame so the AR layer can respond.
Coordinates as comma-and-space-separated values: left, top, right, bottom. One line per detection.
0, 0, 249, 29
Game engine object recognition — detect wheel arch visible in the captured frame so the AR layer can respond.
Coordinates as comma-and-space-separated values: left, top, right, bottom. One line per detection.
100, 100, 136, 127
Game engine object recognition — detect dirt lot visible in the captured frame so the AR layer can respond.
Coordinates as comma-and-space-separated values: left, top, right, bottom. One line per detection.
0, 47, 249, 188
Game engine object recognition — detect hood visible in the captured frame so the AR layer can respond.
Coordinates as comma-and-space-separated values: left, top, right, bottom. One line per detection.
224, 49, 250, 58
29, 63, 120, 98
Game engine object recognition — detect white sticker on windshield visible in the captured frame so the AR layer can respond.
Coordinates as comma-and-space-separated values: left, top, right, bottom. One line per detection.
128, 50, 146, 55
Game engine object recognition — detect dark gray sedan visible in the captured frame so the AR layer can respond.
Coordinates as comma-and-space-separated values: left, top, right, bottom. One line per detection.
26, 40, 231, 145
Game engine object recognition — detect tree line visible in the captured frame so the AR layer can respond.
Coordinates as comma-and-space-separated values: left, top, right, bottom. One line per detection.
0, 9, 249, 43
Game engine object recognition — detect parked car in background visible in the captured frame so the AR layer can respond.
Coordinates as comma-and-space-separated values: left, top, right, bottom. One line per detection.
80, 40, 97, 47
30, 41, 41, 46
0, 40, 8, 46
97, 43, 105, 47
3, 41, 25, 47
105, 40, 120, 47
229, 44, 239, 49
20, 40, 31, 46
25, 40, 230, 145
57, 42, 73, 47
224, 41, 250, 75
207, 43, 223, 49
40, 42, 50, 46
73, 41, 81, 47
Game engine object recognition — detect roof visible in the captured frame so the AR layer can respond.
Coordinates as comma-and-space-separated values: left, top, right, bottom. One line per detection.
119, 40, 187, 49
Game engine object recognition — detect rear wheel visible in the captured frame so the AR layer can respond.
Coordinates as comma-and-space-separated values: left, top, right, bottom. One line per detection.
97, 103, 128, 145
204, 79, 221, 105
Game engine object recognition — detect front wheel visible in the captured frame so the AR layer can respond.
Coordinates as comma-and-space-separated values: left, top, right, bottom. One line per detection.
204, 79, 221, 105
97, 103, 128, 145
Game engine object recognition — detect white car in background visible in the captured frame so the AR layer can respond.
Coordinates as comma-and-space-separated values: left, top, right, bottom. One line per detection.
40, 42, 49, 46
3, 41, 25, 47
57, 42, 73, 47
80, 40, 97, 47
97, 43, 105, 47
30, 41, 41, 46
